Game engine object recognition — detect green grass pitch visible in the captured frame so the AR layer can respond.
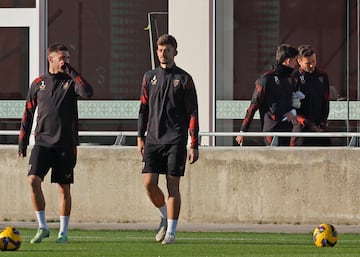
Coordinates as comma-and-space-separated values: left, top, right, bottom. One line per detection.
1, 228, 359, 257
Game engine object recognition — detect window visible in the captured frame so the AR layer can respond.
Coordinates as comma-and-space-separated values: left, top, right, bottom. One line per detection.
0, 0, 35, 8
216, 0, 359, 146
48, 0, 168, 145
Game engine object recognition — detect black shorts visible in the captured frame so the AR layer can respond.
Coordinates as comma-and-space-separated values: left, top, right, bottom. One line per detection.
28, 145, 77, 184
142, 143, 187, 176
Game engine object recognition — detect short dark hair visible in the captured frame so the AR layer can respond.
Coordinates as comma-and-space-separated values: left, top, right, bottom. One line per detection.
157, 34, 177, 50
47, 43, 68, 55
275, 44, 298, 64
298, 45, 315, 57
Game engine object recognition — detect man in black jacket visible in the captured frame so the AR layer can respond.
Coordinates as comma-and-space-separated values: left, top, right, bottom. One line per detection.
290, 45, 330, 146
137, 34, 199, 244
18, 43, 94, 243
236, 44, 299, 146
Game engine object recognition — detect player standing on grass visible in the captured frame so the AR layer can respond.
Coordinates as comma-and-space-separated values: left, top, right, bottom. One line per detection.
18, 43, 94, 243
137, 34, 199, 244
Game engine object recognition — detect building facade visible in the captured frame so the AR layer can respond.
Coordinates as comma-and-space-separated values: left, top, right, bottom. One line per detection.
0, 0, 359, 146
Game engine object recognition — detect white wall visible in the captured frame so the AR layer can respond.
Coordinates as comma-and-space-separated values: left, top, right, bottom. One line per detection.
215, 0, 234, 145
168, 0, 214, 146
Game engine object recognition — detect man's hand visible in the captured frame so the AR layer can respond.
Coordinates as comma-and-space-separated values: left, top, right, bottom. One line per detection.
235, 135, 244, 146
283, 109, 297, 124
137, 137, 145, 157
188, 148, 199, 164
18, 146, 27, 158
291, 91, 305, 109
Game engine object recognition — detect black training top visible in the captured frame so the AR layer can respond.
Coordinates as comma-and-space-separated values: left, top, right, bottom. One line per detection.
292, 67, 330, 125
138, 65, 199, 149
18, 64, 93, 149
240, 64, 295, 132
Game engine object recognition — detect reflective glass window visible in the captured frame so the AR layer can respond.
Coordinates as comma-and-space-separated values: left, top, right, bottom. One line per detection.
0, 0, 35, 8
216, 0, 359, 146
48, 0, 168, 145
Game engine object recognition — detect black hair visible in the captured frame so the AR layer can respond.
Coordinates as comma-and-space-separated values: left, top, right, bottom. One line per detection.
275, 44, 298, 64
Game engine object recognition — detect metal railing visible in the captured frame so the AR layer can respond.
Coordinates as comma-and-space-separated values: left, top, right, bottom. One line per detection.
199, 132, 360, 147
3, 130, 359, 147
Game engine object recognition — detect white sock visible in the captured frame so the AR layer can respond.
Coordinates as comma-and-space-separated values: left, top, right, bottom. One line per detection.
157, 204, 167, 219
35, 210, 47, 229
59, 216, 70, 236
167, 219, 178, 235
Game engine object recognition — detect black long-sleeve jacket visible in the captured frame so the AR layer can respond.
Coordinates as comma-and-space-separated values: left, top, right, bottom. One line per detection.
292, 68, 330, 125
240, 64, 295, 132
138, 65, 199, 149
18, 64, 93, 151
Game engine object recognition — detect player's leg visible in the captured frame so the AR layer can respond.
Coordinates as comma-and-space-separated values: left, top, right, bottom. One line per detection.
143, 172, 168, 241
162, 175, 180, 244
52, 147, 76, 243
142, 143, 168, 241
276, 122, 293, 146
28, 146, 51, 243
143, 173, 165, 207
57, 184, 71, 216
29, 175, 45, 213
56, 183, 71, 243
165, 175, 181, 220
29, 175, 50, 240
162, 144, 186, 244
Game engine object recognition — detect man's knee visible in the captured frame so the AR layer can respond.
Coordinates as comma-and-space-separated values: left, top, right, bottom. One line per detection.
143, 173, 159, 191
166, 176, 180, 196
29, 175, 42, 188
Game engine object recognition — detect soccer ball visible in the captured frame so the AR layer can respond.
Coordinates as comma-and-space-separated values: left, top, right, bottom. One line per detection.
0, 227, 22, 251
313, 223, 338, 247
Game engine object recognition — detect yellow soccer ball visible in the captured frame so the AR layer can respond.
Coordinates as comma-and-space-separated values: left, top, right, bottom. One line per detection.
313, 223, 338, 247
0, 226, 22, 251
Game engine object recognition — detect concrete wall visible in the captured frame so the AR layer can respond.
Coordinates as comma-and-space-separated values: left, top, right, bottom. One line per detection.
1, 145, 360, 225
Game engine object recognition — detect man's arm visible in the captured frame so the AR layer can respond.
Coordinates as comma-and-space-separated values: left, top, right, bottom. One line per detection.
240, 79, 264, 132
235, 79, 264, 145
65, 63, 94, 98
137, 137, 145, 157
18, 79, 38, 157
184, 76, 199, 150
137, 74, 149, 140
184, 76, 199, 164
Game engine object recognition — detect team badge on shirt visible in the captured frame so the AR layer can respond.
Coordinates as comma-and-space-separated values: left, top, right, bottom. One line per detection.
63, 82, 70, 90
274, 76, 280, 85
300, 75, 306, 85
150, 75, 157, 86
173, 79, 180, 87
39, 81, 46, 90
318, 76, 324, 84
